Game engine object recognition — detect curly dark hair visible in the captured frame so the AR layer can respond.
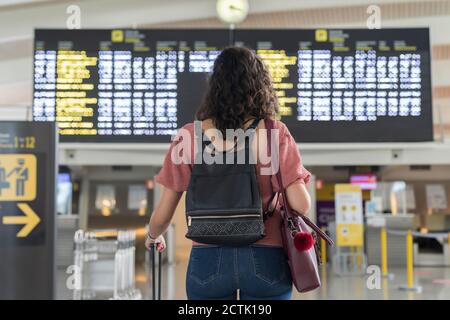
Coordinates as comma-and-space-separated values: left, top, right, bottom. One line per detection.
196, 46, 279, 134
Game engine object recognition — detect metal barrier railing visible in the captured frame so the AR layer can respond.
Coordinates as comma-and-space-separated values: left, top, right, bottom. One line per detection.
321, 225, 450, 293
380, 228, 450, 293
73, 229, 142, 300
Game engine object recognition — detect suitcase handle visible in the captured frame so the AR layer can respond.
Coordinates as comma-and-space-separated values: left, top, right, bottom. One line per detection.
150, 245, 162, 300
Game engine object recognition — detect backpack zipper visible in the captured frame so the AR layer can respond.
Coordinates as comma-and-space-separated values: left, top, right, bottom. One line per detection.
187, 214, 261, 226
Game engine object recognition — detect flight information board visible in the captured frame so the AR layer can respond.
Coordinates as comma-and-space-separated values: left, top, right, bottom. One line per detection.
235, 28, 432, 142
33, 29, 228, 142
33, 28, 433, 142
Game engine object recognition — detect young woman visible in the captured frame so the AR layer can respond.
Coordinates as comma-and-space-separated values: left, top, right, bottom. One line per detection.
145, 47, 311, 300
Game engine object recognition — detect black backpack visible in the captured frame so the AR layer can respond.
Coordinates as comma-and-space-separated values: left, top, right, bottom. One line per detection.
185, 118, 265, 246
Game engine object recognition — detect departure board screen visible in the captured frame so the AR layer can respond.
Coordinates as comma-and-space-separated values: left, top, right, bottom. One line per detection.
33, 29, 228, 142
33, 28, 433, 142
235, 28, 433, 142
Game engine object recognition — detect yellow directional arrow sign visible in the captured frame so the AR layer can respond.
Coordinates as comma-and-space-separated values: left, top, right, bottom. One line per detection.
2, 203, 40, 237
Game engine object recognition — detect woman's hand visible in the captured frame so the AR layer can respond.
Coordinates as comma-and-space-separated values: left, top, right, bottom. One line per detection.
145, 234, 166, 252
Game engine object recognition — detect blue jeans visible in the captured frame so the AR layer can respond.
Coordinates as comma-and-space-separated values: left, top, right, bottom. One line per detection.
186, 245, 292, 300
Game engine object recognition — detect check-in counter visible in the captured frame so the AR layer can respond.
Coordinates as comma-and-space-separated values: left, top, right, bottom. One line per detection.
56, 215, 80, 268
366, 213, 415, 266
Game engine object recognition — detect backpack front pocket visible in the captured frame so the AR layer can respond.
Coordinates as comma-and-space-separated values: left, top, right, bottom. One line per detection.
193, 172, 255, 210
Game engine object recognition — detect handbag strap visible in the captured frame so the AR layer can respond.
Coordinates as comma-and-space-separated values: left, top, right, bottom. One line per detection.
264, 118, 334, 246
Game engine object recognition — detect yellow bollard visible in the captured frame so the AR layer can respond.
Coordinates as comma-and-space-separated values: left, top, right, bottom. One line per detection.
320, 227, 327, 265
381, 227, 388, 277
398, 230, 421, 292
356, 245, 362, 271
382, 278, 389, 300
406, 230, 414, 289
320, 262, 327, 299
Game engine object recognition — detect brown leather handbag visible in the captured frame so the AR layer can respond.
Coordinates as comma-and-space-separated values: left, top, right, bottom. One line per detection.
265, 118, 334, 292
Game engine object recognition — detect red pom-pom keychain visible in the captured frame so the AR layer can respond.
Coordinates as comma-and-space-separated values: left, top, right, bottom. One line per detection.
293, 232, 315, 251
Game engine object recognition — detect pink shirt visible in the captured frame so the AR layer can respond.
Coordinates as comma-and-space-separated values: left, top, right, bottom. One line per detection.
155, 119, 311, 247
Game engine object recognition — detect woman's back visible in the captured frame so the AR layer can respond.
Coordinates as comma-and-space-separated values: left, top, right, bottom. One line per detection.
147, 47, 312, 300
156, 118, 311, 247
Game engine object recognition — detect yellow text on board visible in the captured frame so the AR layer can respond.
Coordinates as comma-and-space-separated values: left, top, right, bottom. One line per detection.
0, 154, 36, 201
112, 30, 124, 42
315, 29, 328, 42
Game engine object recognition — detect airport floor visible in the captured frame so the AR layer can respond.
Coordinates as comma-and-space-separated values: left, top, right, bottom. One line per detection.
56, 260, 450, 300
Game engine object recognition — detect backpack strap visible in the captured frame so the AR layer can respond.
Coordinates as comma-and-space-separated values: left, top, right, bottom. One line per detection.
246, 118, 260, 130
202, 118, 260, 153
